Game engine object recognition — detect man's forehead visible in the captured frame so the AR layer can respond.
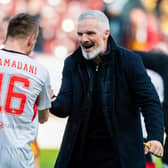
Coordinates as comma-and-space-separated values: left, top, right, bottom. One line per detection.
77, 18, 100, 29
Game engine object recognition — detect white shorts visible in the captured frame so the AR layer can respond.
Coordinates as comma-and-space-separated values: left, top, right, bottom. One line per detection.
0, 146, 34, 168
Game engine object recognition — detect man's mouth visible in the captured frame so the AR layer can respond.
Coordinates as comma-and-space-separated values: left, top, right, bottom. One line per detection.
82, 42, 94, 49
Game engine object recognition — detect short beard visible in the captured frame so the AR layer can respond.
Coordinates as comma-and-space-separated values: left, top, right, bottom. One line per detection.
81, 41, 104, 60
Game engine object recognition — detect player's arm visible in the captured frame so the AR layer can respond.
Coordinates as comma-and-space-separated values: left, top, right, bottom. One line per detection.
38, 109, 49, 124
37, 69, 51, 123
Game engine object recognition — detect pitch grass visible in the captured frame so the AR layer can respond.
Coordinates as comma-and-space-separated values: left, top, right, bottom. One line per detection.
39, 149, 59, 168
154, 157, 163, 168
39, 148, 163, 168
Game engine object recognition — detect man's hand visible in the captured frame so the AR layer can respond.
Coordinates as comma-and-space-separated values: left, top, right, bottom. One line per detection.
50, 88, 56, 102
144, 140, 163, 157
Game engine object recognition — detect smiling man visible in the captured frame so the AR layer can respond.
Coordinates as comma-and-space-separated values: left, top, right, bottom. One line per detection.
50, 10, 164, 168
78, 18, 107, 61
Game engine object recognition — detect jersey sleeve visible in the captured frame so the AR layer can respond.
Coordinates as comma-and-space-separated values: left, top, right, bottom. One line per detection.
37, 69, 51, 111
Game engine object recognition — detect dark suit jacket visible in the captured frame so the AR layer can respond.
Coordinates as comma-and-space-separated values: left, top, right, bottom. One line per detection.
50, 36, 164, 168
135, 50, 168, 128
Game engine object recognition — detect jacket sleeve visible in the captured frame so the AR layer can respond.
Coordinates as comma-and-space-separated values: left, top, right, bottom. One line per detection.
125, 51, 164, 144
50, 58, 73, 118
134, 50, 168, 72
135, 50, 168, 129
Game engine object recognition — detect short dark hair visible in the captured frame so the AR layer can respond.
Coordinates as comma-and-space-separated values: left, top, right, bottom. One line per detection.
6, 13, 39, 39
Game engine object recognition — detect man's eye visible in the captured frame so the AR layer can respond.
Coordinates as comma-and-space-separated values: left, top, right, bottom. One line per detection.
77, 32, 82, 36
87, 32, 95, 35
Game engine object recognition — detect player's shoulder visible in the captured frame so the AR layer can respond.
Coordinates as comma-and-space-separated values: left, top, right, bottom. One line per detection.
33, 59, 50, 77
0, 49, 50, 78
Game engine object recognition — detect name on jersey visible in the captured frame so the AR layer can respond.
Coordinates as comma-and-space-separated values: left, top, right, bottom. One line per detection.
0, 58, 37, 75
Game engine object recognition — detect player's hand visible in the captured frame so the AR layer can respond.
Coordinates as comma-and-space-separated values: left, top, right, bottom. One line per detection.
144, 140, 163, 157
50, 88, 56, 102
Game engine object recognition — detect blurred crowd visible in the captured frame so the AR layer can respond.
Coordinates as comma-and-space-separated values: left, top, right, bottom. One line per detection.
0, 0, 103, 56
0, 0, 168, 57
103, 0, 168, 53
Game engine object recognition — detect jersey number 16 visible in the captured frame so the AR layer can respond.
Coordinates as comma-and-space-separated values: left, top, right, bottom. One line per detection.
0, 74, 30, 115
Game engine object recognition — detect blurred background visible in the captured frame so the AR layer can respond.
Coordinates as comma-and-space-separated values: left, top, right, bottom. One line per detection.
0, 0, 168, 167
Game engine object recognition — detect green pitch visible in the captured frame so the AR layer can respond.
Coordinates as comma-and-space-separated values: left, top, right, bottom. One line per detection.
154, 157, 163, 168
40, 149, 59, 168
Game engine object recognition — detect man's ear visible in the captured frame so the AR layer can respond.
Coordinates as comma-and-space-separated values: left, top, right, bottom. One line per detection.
103, 29, 110, 40
27, 34, 35, 47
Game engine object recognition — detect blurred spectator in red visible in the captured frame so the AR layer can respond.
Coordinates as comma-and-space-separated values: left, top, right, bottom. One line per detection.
141, 0, 161, 50
123, 0, 161, 51
125, 7, 148, 50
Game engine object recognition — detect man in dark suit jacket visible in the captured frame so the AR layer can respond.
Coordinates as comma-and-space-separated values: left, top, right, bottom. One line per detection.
135, 50, 168, 168
50, 10, 164, 168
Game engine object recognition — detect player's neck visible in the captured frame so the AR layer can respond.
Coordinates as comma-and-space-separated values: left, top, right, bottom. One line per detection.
4, 38, 28, 55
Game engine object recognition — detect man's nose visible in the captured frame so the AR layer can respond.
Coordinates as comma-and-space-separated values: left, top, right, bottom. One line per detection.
81, 34, 89, 42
